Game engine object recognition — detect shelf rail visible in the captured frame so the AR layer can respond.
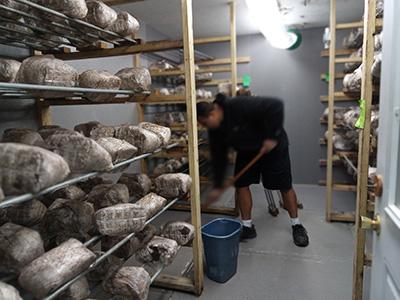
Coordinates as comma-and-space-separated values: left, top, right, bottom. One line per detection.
43, 197, 180, 300
0, 143, 179, 209
0, 0, 138, 51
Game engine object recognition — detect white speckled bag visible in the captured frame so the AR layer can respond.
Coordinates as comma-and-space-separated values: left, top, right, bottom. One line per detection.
18, 238, 96, 299
139, 122, 171, 146
87, 183, 130, 210
115, 67, 151, 92
103, 266, 150, 300
95, 203, 146, 236
154, 173, 192, 199
115, 125, 161, 154
0, 223, 44, 274
96, 137, 138, 163
135, 236, 179, 266
107, 11, 140, 37
0, 59, 20, 82
85, 0, 117, 28
0, 143, 70, 195
78, 70, 121, 102
0, 282, 22, 300
117, 173, 152, 201
135, 192, 167, 219
2, 128, 44, 147
162, 221, 195, 246
45, 133, 113, 173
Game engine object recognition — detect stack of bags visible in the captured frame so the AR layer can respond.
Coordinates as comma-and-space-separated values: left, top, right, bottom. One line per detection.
0, 55, 152, 100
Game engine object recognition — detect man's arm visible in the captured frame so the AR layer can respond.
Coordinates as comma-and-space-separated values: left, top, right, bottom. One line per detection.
208, 129, 228, 188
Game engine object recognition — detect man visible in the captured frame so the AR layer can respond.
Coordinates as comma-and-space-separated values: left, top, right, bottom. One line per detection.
197, 94, 309, 247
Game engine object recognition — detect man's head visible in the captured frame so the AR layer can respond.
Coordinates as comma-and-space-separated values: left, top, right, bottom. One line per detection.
197, 101, 224, 129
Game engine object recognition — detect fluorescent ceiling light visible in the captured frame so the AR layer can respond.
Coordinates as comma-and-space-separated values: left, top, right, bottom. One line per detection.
245, 0, 298, 49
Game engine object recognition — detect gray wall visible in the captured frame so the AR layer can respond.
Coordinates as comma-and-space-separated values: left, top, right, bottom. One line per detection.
197, 28, 327, 184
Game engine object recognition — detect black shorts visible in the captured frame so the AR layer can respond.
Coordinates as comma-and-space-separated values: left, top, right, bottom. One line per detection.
234, 144, 293, 191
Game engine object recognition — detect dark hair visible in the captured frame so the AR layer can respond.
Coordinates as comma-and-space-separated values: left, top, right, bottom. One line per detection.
196, 101, 214, 118
197, 93, 227, 119
214, 93, 227, 105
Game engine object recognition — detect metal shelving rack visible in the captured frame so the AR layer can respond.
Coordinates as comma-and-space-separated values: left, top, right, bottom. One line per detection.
136, 1, 251, 217
0, 0, 206, 296
321, 0, 382, 223
322, 1, 383, 299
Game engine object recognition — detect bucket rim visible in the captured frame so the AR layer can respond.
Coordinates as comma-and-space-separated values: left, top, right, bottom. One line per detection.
201, 217, 243, 239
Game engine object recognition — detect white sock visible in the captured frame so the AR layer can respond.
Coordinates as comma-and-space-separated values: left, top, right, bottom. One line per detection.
242, 219, 253, 228
290, 218, 301, 226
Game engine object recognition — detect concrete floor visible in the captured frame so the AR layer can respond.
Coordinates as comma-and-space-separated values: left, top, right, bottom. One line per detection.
148, 184, 355, 300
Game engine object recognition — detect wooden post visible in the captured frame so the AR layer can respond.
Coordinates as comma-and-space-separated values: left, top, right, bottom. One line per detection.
326, 0, 336, 222
133, 39, 147, 173
133, 33, 141, 68
229, 1, 237, 96
36, 100, 52, 126
352, 0, 376, 299
181, 0, 203, 295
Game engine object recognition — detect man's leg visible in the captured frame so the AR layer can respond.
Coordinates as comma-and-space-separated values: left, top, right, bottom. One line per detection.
280, 187, 298, 218
237, 186, 253, 220
236, 186, 257, 240
280, 187, 309, 247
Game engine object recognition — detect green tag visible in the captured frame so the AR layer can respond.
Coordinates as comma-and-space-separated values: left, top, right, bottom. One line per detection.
324, 73, 330, 82
243, 74, 251, 87
355, 99, 366, 129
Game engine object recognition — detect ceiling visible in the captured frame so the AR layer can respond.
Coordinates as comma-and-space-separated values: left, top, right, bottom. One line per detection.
115, 0, 364, 39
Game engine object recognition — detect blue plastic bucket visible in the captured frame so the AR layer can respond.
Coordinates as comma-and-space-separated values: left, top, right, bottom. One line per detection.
201, 218, 243, 283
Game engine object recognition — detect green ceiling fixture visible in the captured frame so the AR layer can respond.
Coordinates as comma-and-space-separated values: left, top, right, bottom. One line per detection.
287, 28, 302, 50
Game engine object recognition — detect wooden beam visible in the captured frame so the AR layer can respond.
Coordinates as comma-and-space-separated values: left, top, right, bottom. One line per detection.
35, 94, 212, 107
171, 203, 238, 216
194, 35, 230, 44
320, 92, 359, 102
150, 65, 231, 77
319, 157, 342, 167
319, 180, 357, 192
140, 95, 212, 105
321, 48, 354, 57
320, 72, 346, 80
36, 99, 52, 126
196, 56, 250, 66
37, 97, 135, 106
336, 21, 364, 29
330, 212, 356, 222
230, 1, 238, 96
199, 78, 243, 87
54, 36, 231, 61
335, 57, 363, 64
181, 0, 203, 295
336, 150, 358, 159
133, 34, 141, 68
152, 274, 195, 293
102, 0, 144, 5
336, 18, 383, 29
353, 1, 376, 299
326, 0, 337, 222
133, 45, 147, 174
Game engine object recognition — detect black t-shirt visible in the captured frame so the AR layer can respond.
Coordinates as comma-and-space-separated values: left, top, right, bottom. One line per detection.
208, 95, 288, 187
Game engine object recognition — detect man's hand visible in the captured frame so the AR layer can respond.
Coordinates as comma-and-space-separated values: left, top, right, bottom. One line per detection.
260, 139, 278, 155
204, 188, 224, 208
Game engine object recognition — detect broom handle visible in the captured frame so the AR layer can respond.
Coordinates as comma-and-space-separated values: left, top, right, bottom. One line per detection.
225, 151, 265, 188
184, 151, 265, 223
